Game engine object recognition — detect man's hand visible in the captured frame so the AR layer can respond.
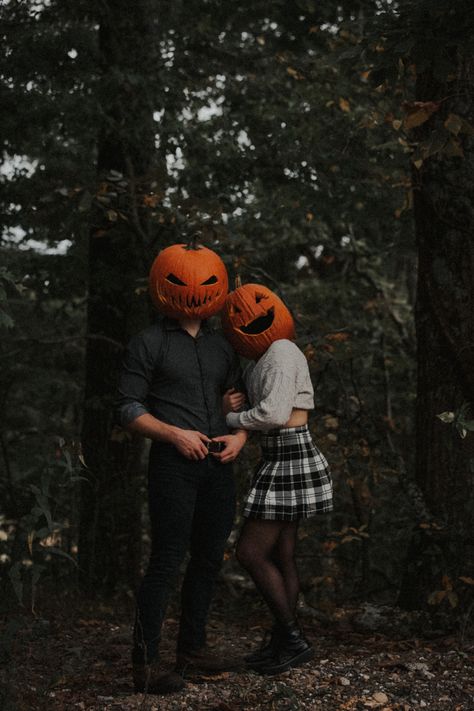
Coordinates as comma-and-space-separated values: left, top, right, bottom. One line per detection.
210, 430, 248, 463
223, 388, 246, 415
170, 429, 210, 460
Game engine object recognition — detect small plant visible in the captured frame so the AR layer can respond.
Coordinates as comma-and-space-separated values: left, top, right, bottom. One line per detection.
437, 403, 474, 439
1, 438, 86, 612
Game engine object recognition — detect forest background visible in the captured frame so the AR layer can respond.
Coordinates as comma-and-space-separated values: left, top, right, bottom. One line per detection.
1, 0, 474, 693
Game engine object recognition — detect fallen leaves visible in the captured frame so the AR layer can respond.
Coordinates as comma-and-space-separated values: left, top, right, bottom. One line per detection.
5, 597, 474, 711
402, 100, 442, 130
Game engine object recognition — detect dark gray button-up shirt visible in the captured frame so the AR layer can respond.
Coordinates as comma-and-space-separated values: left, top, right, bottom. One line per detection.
116, 317, 242, 438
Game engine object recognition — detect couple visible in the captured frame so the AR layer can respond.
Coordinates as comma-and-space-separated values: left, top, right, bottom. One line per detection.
116, 242, 333, 695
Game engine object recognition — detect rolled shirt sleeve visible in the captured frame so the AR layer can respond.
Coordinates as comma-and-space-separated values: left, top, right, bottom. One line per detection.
115, 333, 157, 427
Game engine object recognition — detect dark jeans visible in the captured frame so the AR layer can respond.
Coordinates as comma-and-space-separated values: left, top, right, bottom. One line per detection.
133, 443, 236, 664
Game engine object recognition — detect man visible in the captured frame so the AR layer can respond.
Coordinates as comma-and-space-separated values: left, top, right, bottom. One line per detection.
116, 243, 247, 694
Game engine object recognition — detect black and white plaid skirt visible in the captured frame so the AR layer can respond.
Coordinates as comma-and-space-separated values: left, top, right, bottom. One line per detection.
243, 425, 333, 521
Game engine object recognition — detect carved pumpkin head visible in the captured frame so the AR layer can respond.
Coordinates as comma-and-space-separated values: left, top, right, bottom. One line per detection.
221, 282, 295, 360
149, 243, 228, 319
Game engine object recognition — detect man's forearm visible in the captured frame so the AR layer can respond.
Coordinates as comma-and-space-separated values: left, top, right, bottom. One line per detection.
127, 413, 212, 460
126, 413, 179, 445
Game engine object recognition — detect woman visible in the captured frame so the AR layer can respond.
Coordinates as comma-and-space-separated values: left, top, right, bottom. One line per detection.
218, 283, 333, 676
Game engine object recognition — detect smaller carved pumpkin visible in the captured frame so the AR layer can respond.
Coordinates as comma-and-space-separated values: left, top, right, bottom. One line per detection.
149, 243, 228, 319
221, 282, 295, 359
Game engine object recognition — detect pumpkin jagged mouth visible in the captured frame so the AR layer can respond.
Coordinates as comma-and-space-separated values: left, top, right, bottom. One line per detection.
239, 307, 275, 335
167, 292, 219, 308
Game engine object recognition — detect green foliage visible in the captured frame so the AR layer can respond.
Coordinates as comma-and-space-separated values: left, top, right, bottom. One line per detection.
437, 404, 474, 440
5, 0, 471, 614
1, 438, 82, 609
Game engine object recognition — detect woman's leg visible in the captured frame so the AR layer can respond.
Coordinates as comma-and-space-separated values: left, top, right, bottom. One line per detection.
274, 522, 300, 616
236, 519, 294, 623
238, 518, 313, 673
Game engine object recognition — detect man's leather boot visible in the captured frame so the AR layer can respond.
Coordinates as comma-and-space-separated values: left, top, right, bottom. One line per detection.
175, 647, 244, 677
133, 660, 185, 694
259, 620, 314, 675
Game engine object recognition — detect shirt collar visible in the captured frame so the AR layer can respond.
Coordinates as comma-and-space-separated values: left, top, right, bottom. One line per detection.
163, 317, 212, 335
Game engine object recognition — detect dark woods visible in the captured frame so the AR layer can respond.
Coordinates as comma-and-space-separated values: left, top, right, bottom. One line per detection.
1, 0, 474, 647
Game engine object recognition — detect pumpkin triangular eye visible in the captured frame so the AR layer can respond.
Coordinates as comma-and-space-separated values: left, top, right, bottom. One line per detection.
201, 275, 218, 285
166, 273, 186, 285
255, 293, 266, 303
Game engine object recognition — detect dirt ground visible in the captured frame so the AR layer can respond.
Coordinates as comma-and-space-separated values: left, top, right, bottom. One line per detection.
2, 587, 474, 711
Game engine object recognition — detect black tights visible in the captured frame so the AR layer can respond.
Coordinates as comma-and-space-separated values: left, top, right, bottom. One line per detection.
236, 519, 300, 624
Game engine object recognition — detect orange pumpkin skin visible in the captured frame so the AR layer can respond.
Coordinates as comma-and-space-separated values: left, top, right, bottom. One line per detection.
149, 243, 229, 319
221, 283, 295, 360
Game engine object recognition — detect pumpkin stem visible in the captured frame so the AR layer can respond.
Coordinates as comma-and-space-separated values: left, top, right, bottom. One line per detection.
235, 275, 242, 288
186, 232, 202, 251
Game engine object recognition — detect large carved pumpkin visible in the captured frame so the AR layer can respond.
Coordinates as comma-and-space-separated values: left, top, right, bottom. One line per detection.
149, 243, 228, 319
221, 282, 295, 359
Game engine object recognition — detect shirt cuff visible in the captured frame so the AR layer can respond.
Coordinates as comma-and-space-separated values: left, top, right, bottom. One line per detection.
119, 403, 149, 427
226, 412, 243, 430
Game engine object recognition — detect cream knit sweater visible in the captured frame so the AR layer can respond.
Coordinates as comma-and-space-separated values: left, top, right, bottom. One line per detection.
226, 339, 314, 432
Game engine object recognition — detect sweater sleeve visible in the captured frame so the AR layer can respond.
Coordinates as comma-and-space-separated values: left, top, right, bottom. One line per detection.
226, 364, 297, 431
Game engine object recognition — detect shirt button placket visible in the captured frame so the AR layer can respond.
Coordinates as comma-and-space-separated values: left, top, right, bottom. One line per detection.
195, 338, 212, 436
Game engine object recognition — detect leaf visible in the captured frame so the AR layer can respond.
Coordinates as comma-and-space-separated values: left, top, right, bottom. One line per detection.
323, 415, 339, 430
402, 100, 441, 130
444, 137, 464, 158
143, 194, 161, 208
420, 129, 448, 161
0, 310, 14, 329
29, 486, 53, 529
326, 332, 350, 342
459, 576, 474, 585
437, 411, 455, 423
428, 590, 446, 605
444, 113, 463, 135
447, 591, 458, 608
441, 574, 452, 590
339, 97, 351, 113
459, 117, 474, 135
286, 67, 304, 80
27, 530, 35, 556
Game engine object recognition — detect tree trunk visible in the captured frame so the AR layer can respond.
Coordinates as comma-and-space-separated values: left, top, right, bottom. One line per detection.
399, 51, 474, 617
78, 0, 161, 593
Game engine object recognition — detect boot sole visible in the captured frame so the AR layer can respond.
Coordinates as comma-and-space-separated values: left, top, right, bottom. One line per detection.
259, 647, 315, 675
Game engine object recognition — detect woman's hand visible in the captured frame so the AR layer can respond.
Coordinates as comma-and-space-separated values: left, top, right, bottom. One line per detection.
222, 388, 246, 415
210, 430, 248, 463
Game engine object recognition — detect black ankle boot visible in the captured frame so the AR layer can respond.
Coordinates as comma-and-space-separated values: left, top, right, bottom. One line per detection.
245, 624, 282, 669
259, 620, 314, 675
